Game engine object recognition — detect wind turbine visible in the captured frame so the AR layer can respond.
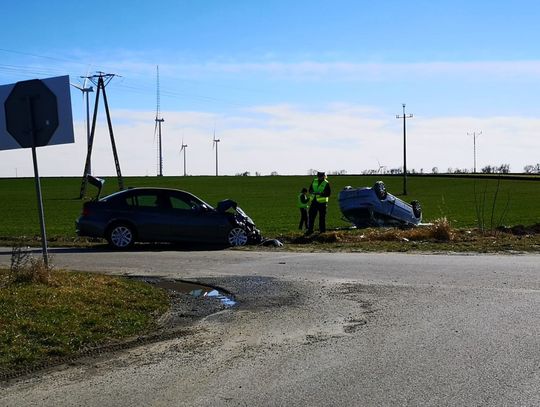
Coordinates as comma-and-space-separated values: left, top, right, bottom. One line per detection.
180, 139, 188, 176
71, 76, 94, 174
376, 159, 386, 174
212, 130, 220, 176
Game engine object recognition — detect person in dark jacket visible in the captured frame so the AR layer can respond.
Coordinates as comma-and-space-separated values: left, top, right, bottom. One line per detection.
306, 171, 331, 234
297, 187, 310, 230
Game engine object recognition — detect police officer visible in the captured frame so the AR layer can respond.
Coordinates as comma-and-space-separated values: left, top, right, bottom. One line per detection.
306, 171, 331, 234
298, 187, 310, 230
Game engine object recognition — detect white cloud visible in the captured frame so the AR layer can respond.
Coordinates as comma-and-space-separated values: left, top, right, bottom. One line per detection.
17, 51, 540, 83
163, 60, 540, 81
1, 105, 539, 178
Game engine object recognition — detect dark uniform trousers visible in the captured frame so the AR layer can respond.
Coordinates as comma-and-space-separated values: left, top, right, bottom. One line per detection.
299, 208, 308, 229
308, 200, 327, 233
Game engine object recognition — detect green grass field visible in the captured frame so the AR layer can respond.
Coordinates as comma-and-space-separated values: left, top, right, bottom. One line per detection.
0, 268, 169, 373
0, 175, 539, 239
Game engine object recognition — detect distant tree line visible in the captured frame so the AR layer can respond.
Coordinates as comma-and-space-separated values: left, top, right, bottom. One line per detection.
523, 163, 540, 174
236, 163, 539, 176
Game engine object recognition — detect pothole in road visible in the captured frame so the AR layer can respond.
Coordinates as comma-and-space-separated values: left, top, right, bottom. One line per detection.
149, 279, 237, 307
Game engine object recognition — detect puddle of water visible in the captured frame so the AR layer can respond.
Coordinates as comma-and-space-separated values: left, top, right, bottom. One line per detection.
152, 280, 236, 307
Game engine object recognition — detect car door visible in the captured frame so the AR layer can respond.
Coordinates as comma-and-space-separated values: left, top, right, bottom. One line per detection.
125, 191, 168, 241
164, 191, 229, 243
157, 191, 200, 242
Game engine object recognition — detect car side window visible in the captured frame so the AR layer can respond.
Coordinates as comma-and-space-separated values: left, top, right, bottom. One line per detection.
136, 194, 160, 208
169, 195, 193, 210
123, 195, 137, 207
119, 193, 161, 208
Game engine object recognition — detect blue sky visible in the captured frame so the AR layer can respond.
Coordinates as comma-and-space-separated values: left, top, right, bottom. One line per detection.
1, 0, 540, 177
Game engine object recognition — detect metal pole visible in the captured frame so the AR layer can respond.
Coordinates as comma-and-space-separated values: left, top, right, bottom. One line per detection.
101, 77, 124, 190
85, 90, 91, 175
158, 120, 163, 176
80, 78, 101, 199
215, 142, 219, 176
25, 95, 48, 267
473, 134, 476, 173
31, 146, 49, 267
402, 105, 407, 195
183, 148, 187, 176
468, 131, 482, 174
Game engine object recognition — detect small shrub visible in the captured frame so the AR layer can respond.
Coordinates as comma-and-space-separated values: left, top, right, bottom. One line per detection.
7, 245, 52, 285
430, 217, 453, 241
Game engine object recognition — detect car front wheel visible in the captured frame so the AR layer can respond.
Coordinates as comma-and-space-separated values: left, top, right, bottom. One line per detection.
107, 224, 135, 249
228, 227, 248, 246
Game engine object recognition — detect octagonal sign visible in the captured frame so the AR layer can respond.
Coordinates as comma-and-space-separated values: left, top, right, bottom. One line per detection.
4, 79, 59, 148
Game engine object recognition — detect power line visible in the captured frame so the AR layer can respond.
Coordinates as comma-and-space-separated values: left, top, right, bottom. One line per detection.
0, 47, 82, 63
0, 48, 267, 109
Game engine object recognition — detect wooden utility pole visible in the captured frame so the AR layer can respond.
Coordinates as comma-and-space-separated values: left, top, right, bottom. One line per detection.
396, 104, 413, 195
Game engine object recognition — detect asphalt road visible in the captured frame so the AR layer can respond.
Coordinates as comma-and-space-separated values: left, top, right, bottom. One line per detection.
1, 247, 539, 406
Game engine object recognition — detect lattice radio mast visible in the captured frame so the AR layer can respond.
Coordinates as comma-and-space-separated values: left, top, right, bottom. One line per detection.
154, 65, 165, 177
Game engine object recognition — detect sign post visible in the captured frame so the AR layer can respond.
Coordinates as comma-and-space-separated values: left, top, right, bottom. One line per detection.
1, 76, 74, 267
31, 145, 49, 266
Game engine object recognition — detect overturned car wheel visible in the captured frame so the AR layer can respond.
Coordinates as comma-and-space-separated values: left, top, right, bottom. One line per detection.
411, 200, 422, 219
373, 181, 387, 200
228, 227, 248, 246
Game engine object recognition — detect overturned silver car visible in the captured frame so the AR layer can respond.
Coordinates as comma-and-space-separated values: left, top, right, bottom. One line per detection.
338, 181, 422, 228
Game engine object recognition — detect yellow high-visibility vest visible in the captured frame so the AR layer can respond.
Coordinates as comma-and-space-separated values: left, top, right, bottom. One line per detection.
297, 193, 309, 209
311, 179, 329, 203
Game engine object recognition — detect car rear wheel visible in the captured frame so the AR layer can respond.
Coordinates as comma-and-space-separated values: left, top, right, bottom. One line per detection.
228, 227, 248, 246
107, 223, 135, 249
373, 181, 387, 200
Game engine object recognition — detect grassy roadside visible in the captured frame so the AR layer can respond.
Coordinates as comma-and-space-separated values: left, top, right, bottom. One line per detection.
2, 221, 540, 253
277, 224, 540, 253
0, 267, 169, 376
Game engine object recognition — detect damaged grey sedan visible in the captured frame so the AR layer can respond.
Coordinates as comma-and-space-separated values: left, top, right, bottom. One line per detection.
76, 186, 261, 249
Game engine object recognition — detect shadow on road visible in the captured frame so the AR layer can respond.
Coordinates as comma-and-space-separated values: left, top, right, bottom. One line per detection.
0, 242, 230, 256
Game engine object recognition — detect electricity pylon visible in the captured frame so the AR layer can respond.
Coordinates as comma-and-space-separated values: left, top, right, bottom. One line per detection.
79, 72, 124, 199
